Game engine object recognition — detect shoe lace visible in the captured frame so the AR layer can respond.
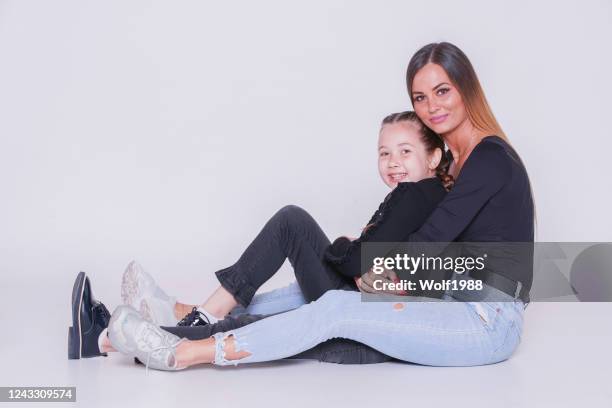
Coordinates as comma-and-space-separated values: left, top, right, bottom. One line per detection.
177, 307, 199, 326
177, 307, 210, 327
95, 303, 111, 321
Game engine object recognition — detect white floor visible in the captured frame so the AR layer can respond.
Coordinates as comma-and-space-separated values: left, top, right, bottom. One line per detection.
1, 278, 612, 408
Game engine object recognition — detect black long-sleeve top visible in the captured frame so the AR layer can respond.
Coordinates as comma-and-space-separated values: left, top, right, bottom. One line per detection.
323, 177, 447, 277
406, 135, 535, 296
409, 136, 534, 243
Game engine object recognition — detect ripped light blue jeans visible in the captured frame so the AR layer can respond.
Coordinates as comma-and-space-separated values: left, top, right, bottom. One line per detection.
216, 280, 525, 367
229, 281, 307, 316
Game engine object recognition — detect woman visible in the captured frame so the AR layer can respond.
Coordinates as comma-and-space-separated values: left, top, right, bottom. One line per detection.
106, 41, 534, 370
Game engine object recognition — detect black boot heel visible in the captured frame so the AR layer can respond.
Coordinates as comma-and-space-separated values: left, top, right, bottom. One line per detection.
68, 326, 80, 359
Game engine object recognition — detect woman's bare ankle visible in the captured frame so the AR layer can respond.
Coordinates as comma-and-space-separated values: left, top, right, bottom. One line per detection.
99, 333, 116, 353
175, 338, 217, 368
174, 341, 193, 369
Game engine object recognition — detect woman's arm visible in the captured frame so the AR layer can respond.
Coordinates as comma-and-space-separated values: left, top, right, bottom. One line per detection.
408, 141, 511, 243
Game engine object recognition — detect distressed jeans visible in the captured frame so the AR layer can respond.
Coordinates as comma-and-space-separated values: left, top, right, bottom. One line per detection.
209, 287, 524, 367
162, 281, 393, 363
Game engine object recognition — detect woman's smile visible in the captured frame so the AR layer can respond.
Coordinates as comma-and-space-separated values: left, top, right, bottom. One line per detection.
430, 113, 449, 124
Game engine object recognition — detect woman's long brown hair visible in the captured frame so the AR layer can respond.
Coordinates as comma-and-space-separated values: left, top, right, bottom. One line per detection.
406, 42, 507, 142
405, 42, 537, 235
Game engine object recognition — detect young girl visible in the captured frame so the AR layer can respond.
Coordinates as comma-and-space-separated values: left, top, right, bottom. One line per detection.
118, 111, 451, 326
78, 110, 453, 364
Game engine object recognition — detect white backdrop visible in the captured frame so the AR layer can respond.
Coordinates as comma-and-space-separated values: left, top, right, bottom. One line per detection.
1, 0, 611, 307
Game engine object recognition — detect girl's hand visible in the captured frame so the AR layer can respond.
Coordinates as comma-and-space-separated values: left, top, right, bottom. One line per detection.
357, 267, 406, 295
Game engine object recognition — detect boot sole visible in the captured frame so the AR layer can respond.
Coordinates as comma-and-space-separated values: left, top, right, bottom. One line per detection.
68, 272, 86, 359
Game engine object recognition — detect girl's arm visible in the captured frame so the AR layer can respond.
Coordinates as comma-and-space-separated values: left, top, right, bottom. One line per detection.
324, 178, 447, 278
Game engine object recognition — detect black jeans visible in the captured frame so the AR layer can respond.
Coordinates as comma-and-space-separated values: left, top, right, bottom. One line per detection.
163, 205, 392, 364
215, 205, 356, 306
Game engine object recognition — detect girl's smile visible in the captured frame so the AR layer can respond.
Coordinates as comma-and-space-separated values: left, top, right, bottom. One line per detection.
388, 172, 409, 183
378, 121, 440, 189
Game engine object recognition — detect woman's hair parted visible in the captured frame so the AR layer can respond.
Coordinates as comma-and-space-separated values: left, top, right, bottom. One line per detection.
381, 111, 454, 190
405, 42, 507, 141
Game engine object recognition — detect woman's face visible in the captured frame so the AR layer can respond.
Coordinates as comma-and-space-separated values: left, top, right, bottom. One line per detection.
378, 121, 439, 189
411, 63, 469, 135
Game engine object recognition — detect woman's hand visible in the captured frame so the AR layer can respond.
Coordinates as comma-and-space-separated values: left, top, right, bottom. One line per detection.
356, 267, 406, 295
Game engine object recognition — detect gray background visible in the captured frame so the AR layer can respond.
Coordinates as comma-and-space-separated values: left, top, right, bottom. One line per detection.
0, 1, 611, 407
1, 0, 611, 301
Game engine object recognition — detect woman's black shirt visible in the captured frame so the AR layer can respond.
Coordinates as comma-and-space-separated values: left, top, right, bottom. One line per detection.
410, 136, 534, 243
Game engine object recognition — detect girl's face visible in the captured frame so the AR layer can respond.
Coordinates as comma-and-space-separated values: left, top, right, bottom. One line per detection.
410, 63, 469, 136
378, 121, 440, 189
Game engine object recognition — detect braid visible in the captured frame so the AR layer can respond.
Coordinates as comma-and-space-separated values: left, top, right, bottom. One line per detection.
435, 151, 454, 190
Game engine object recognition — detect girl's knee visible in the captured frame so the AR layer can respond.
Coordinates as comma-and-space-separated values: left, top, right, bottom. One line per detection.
276, 204, 308, 219
274, 205, 314, 231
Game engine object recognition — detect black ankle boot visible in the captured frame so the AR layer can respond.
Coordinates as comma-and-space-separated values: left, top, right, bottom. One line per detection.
68, 272, 111, 359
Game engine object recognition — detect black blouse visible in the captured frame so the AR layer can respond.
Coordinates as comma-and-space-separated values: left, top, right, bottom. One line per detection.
405, 136, 535, 294
409, 136, 534, 243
